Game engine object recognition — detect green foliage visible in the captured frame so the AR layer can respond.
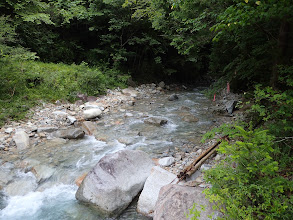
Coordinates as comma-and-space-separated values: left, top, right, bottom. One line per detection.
0, 60, 128, 126
202, 124, 292, 219
248, 83, 293, 142
208, 0, 293, 89
186, 203, 207, 220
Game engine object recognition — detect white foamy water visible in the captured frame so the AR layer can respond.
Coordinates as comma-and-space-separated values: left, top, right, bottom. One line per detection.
0, 184, 77, 220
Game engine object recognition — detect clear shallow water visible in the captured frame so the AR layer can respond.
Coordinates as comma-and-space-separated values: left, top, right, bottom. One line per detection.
0, 88, 214, 220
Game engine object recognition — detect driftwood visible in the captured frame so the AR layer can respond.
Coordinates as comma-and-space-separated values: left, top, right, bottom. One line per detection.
176, 136, 228, 183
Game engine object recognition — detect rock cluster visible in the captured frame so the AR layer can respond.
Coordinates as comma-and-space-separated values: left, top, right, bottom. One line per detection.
0, 85, 162, 150
76, 149, 154, 217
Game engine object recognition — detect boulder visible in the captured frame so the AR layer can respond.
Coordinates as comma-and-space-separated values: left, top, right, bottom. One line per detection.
158, 157, 175, 167
168, 94, 178, 101
52, 128, 85, 139
144, 117, 168, 126
154, 184, 220, 220
13, 130, 30, 150
83, 109, 102, 120
225, 100, 237, 114
81, 121, 97, 135
75, 149, 153, 217
137, 166, 177, 217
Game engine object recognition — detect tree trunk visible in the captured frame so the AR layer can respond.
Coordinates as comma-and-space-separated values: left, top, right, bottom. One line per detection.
270, 19, 290, 88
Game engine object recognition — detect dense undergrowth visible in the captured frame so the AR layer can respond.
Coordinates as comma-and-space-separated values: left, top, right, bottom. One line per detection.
187, 78, 293, 219
0, 59, 128, 126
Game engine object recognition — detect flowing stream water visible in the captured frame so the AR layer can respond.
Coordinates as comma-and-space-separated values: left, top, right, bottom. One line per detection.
0, 88, 217, 220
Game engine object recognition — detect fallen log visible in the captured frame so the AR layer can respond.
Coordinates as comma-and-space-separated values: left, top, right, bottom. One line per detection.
176, 136, 228, 183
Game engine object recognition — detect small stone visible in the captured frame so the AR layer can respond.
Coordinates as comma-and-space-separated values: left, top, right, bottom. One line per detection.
87, 96, 97, 102
13, 130, 30, 150
39, 133, 46, 138
67, 115, 77, 124
52, 111, 68, 117
82, 121, 97, 135
168, 94, 178, 101
125, 113, 133, 117
5, 128, 14, 134
52, 128, 85, 139
200, 164, 212, 171
158, 81, 165, 88
196, 149, 202, 154
83, 109, 102, 120
144, 117, 168, 126
37, 127, 58, 133
158, 157, 175, 167
214, 154, 221, 161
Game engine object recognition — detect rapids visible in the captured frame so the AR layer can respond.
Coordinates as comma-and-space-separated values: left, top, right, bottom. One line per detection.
0, 88, 216, 220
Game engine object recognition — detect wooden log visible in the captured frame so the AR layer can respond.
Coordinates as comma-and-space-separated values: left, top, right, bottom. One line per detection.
186, 147, 217, 177
176, 136, 227, 182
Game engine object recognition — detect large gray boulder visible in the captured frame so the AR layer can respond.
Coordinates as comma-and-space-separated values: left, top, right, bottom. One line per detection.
13, 130, 30, 150
75, 149, 153, 217
137, 166, 177, 217
154, 184, 220, 220
52, 128, 85, 139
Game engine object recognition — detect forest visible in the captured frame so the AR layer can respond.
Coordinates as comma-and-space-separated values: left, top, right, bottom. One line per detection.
0, 0, 292, 219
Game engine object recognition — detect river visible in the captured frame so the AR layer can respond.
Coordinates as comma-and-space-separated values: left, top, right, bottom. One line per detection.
0, 87, 216, 220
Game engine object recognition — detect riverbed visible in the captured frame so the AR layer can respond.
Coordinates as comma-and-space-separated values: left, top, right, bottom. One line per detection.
0, 86, 221, 220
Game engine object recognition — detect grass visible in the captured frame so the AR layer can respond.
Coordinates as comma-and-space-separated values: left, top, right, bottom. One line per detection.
0, 60, 129, 126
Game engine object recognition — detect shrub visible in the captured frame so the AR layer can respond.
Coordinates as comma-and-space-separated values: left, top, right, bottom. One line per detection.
203, 124, 292, 219
0, 60, 129, 126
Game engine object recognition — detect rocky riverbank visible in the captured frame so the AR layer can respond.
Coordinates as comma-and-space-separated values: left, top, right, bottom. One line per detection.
0, 82, 243, 219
